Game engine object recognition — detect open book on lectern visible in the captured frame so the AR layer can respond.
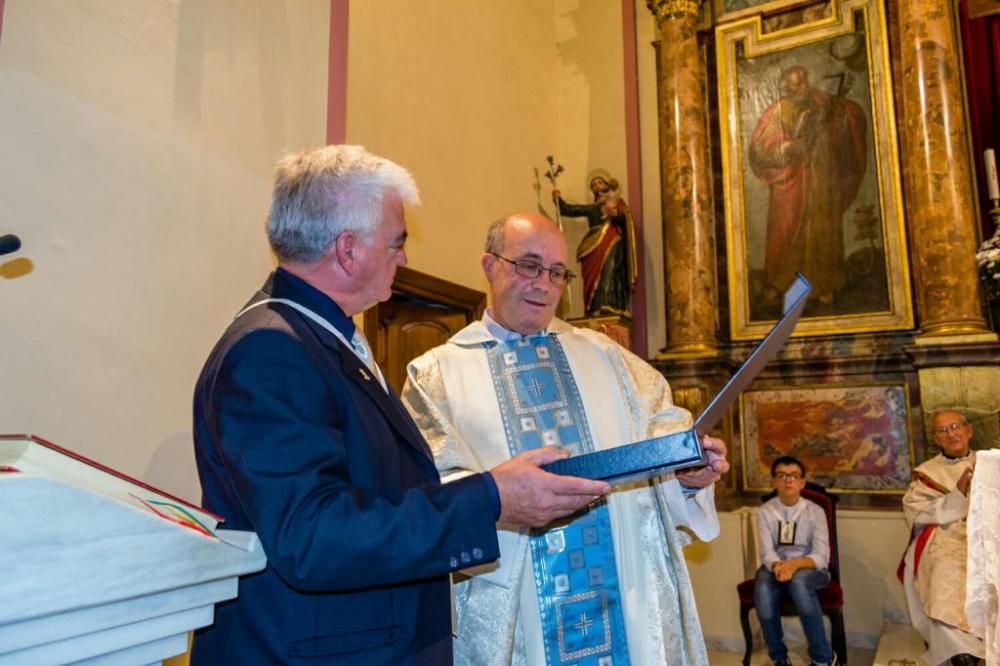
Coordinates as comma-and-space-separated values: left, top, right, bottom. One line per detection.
543, 273, 812, 485
0, 433, 222, 537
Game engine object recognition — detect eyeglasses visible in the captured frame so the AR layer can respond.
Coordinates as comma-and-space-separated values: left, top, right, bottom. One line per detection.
773, 472, 803, 481
933, 422, 966, 435
490, 252, 576, 285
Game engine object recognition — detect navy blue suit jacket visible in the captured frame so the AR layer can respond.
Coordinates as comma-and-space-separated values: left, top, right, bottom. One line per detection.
191, 271, 500, 665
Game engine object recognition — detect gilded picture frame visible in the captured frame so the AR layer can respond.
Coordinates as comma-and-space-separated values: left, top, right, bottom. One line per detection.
716, 0, 912, 340
740, 382, 914, 494
713, 0, 819, 24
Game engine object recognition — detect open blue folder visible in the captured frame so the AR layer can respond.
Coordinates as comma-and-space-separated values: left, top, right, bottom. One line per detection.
542, 274, 812, 485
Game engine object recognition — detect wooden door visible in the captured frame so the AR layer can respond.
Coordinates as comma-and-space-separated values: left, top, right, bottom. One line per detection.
365, 266, 486, 394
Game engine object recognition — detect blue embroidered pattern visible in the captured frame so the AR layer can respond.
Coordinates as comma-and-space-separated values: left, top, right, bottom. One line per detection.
486, 335, 630, 666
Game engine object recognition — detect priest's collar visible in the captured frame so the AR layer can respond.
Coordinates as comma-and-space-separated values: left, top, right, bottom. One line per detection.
482, 309, 553, 342
942, 449, 974, 462
448, 313, 574, 346
268, 267, 355, 339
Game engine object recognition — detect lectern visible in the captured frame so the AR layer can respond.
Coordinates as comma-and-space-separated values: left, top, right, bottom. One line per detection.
0, 434, 266, 665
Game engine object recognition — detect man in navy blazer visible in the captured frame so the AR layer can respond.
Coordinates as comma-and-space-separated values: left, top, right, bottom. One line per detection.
191, 145, 608, 665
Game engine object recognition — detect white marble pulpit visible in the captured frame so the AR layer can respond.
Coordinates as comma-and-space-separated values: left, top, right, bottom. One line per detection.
0, 435, 267, 665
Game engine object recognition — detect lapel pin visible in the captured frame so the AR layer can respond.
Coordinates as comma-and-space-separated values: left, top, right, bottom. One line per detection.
359, 367, 371, 381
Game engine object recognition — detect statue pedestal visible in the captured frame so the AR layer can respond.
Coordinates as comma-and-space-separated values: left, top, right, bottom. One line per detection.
567, 313, 633, 351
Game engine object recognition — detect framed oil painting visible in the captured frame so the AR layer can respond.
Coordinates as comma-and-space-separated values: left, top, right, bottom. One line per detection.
716, 0, 913, 339
741, 383, 914, 493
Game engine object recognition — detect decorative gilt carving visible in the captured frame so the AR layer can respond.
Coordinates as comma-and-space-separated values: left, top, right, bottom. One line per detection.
567, 314, 633, 351
672, 385, 708, 415
646, 0, 702, 23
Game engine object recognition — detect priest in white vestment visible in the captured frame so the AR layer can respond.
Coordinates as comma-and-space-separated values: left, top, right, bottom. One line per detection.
402, 213, 729, 665
901, 408, 984, 666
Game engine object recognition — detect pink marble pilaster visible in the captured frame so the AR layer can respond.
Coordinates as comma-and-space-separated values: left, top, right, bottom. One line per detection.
898, 0, 990, 337
647, 0, 718, 357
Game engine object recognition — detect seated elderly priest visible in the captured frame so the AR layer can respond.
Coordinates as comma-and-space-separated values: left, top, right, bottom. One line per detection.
901, 408, 984, 666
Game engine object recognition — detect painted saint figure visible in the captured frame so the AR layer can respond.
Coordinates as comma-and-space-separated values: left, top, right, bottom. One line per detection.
552, 173, 637, 316
749, 65, 867, 310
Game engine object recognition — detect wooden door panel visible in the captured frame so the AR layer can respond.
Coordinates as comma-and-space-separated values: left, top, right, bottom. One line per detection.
366, 267, 485, 394
379, 303, 467, 393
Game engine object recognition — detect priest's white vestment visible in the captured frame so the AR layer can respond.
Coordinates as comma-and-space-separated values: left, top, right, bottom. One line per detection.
403, 319, 719, 665
901, 451, 984, 665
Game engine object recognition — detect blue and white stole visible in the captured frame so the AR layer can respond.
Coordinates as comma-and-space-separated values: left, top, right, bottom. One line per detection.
486, 334, 630, 666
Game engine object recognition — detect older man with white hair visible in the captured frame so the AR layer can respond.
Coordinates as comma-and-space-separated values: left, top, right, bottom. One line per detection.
192, 149, 608, 665
901, 408, 984, 666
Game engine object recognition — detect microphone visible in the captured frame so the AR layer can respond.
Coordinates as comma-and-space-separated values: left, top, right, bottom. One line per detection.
0, 234, 21, 257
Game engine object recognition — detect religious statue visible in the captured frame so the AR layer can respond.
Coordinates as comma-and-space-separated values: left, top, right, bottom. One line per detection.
552, 171, 637, 317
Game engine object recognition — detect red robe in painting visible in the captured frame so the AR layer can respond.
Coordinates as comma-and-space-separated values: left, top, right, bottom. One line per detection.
749, 87, 867, 299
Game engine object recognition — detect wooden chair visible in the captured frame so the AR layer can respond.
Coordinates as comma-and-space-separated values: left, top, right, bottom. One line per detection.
736, 482, 847, 665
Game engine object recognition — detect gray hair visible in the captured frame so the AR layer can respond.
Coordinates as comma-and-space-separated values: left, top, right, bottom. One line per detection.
931, 407, 969, 424
484, 217, 508, 254
266, 145, 419, 263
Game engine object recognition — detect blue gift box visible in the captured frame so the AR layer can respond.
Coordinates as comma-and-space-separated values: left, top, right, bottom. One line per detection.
542, 429, 704, 485
542, 274, 812, 486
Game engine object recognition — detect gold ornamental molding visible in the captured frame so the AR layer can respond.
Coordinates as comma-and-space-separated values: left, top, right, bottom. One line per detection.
647, 0, 702, 22
715, 0, 917, 340
655, 341, 720, 361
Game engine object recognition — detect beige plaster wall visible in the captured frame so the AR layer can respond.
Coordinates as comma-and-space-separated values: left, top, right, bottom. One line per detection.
634, 0, 666, 354
345, 0, 559, 294
552, 0, 628, 317
0, 0, 328, 502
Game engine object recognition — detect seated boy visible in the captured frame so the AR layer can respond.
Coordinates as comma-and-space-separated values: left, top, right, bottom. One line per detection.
754, 455, 835, 666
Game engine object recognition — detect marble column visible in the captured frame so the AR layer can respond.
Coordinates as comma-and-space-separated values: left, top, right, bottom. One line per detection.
898, 0, 991, 338
647, 0, 718, 358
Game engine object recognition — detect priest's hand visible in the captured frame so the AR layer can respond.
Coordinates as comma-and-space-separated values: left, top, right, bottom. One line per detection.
491, 447, 610, 528
957, 466, 974, 496
675, 435, 729, 489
